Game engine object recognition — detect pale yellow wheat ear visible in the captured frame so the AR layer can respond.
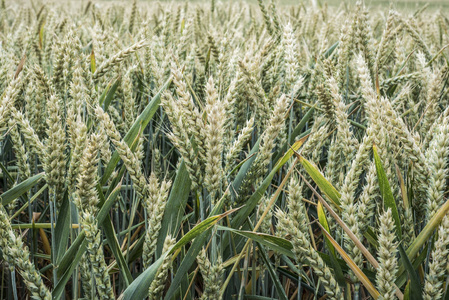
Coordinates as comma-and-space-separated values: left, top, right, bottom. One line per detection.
276, 208, 343, 300
376, 208, 399, 299
142, 173, 171, 268
0, 205, 51, 300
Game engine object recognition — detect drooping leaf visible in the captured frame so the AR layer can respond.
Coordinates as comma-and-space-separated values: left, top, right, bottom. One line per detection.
121, 208, 239, 300
230, 138, 307, 231
407, 198, 449, 258
163, 191, 232, 300
298, 155, 341, 207
319, 224, 380, 299
1, 173, 44, 206
217, 226, 294, 258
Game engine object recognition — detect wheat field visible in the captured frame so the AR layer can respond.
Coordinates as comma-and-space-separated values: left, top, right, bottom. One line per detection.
0, 0, 449, 299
